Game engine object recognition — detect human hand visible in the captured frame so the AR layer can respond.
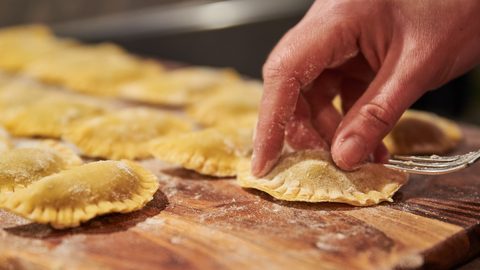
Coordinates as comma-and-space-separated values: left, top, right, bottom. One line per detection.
252, 0, 480, 176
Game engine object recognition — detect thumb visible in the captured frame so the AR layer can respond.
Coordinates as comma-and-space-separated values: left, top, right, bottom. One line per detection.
331, 54, 429, 170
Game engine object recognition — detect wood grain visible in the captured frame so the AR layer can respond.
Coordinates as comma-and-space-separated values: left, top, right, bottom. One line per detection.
1, 124, 480, 270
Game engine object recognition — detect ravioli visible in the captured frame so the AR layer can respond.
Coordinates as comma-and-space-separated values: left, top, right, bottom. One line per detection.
120, 67, 241, 106
383, 110, 462, 155
0, 24, 74, 72
0, 160, 159, 229
186, 80, 263, 128
237, 150, 408, 206
0, 79, 49, 111
150, 126, 254, 176
0, 140, 82, 195
64, 107, 193, 160
2, 96, 105, 138
0, 126, 12, 152
24, 43, 163, 96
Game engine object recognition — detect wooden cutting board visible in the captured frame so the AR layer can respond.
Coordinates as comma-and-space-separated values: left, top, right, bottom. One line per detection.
1, 124, 480, 270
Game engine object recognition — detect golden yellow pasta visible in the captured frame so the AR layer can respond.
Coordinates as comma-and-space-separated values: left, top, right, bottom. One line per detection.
0, 79, 49, 110
237, 150, 409, 206
0, 160, 159, 229
383, 109, 462, 155
2, 96, 105, 138
0, 126, 12, 152
0, 140, 82, 195
119, 67, 241, 106
0, 24, 74, 72
150, 126, 254, 177
24, 43, 164, 96
186, 80, 263, 128
64, 107, 193, 160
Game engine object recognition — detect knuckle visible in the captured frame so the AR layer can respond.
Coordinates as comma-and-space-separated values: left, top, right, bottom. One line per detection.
263, 54, 294, 82
262, 54, 302, 91
357, 102, 397, 134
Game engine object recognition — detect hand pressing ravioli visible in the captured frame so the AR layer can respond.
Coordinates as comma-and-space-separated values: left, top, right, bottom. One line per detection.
237, 150, 408, 206
186, 80, 263, 128
150, 126, 253, 177
64, 107, 193, 160
2, 96, 105, 138
0, 160, 159, 229
24, 42, 163, 96
120, 67, 241, 106
383, 109, 463, 155
0, 140, 82, 195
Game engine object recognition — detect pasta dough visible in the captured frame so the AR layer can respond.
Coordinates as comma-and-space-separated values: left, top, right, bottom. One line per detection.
0, 79, 49, 111
2, 96, 105, 138
150, 126, 254, 177
0, 160, 159, 229
24, 43, 163, 96
237, 150, 408, 206
0, 140, 82, 195
120, 67, 241, 106
0, 126, 12, 153
0, 24, 74, 72
186, 80, 262, 128
64, 107, 193, 160
383, 109, 462, 155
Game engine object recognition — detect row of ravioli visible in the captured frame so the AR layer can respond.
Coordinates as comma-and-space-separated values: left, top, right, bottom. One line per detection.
0, 24, 261, 107
0, 24, 466, 223
0, 71, 258, 177
0, 139, 159, 229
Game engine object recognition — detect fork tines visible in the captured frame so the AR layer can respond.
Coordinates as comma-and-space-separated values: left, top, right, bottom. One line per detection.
384, 151, 480, 175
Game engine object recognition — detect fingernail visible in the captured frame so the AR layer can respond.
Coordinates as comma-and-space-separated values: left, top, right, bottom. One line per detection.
337, 135, 366, 170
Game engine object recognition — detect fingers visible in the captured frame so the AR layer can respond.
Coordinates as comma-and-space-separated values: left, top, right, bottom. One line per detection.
251, 3, 361, 177
372, 143, 390, 164
303, 71, 343, 145
285, 93, 329, 151
331, 53, 428, 170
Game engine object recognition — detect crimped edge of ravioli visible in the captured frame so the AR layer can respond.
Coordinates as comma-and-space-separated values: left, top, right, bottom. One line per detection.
0, 160, 159, 229
35, 140, 83, 169
2, 98, 105, 138
149, 127, 253, 177
149, 136, 240, 177
0, 140, 82, 195
236, 151, 409, 206
63, 126, 154, 160
63, 109, 193, 160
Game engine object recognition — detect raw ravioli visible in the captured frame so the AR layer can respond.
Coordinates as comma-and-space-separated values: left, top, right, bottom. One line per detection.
0, 126, 12, 152
24, 43, 163, 96
0, 140, 82, 195
0, 24, 74, 72
186, 80, 262, 128
383, 110, 462, 155
2, 96, 105, 138
0, 160, 159, 229
64, 107, 193, 160
120, 67, 241, 106
237, 150, 408, 206
150, 126, 254, 176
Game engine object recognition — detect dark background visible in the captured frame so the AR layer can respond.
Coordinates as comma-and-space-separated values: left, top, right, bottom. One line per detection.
1, 0, 479, 126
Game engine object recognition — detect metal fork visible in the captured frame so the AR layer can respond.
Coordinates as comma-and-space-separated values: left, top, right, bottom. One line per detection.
383, 150, 480, 175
